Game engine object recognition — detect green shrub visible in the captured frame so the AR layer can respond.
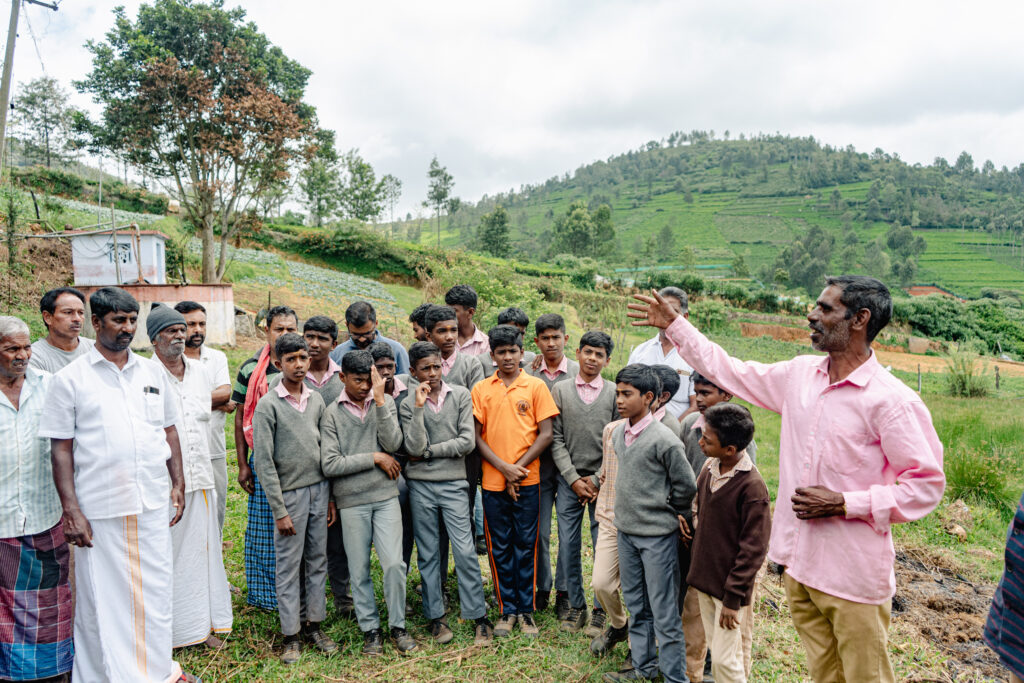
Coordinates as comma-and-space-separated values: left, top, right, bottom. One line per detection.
945, 446, 1016, 518
691, 299, 728, 333
944, 352, 990, 397
12, 166, 85, 196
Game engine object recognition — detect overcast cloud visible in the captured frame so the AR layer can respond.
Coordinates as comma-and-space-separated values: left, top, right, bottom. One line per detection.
13, 0, 1024, 215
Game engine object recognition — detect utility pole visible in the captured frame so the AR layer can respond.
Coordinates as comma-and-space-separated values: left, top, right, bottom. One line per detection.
0, 0, 59, 179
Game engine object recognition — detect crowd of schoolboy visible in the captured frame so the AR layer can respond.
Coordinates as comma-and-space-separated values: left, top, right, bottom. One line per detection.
249, 283, 770, 683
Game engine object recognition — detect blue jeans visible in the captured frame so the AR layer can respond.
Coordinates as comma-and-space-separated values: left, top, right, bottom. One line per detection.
483, 484, 539, 615
618, 531, 688, 683
339, 497, 407, 632
409, 479, 487, 621
555, 473, 598, 609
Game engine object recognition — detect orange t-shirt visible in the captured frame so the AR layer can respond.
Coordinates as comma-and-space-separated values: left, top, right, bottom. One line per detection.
472, 369, 560, 492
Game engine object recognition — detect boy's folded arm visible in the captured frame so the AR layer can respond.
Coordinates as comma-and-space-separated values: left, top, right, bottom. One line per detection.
427, 393, 476, 459
666, 441, 697, 518
375, 399, 403, 454
721, 493, 772, 610
252, 408, 287, 520
400, 401, 428, 457
550, 414, 579, 483
319, 410, 376, 476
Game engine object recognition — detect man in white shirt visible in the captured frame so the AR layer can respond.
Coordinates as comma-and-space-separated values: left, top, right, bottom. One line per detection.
175, 300, 235, 531
150, 305, 233, 651
39, 287, 199, 683
29, 287, 95, 373
627, 286, 697, 419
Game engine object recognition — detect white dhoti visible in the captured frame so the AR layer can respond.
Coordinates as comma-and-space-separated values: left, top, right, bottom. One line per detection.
170, 489, 233, 647
73, 502, 184, 683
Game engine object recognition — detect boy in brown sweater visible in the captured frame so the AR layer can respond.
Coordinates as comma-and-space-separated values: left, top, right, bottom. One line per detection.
681, 403, 770, 683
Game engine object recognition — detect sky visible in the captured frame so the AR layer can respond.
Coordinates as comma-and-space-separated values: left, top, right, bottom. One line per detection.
11, 0, 1024, 216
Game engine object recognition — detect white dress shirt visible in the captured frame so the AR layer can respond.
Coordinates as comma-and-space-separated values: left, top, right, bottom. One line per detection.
197, 345, 230, 460
38, 347, 179, 521
161, 357, 215, 494
627, 333, 696, 417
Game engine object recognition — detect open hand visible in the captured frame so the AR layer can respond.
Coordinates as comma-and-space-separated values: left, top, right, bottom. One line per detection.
371, 366, 387, 406
530, 355, 544, 371
169, 484, 186, 527
628, 289, 680, 330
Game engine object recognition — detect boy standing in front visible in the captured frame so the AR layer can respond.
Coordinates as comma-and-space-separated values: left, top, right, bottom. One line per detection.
252, 334, 338, 665
682, 403, 770, 683
473, 325, 560, 638
605, 364, 696, 683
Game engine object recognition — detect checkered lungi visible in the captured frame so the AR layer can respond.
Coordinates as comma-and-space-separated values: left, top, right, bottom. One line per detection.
244, 465, 278, 610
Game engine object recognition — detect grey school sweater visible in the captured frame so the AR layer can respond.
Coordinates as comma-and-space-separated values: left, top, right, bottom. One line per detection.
252, 390, 327, 520
444, 352, 485, 390
679, 412, 758, 476
612, 419, 696, 537
660, 410, 683, 439
399, 385, 475, 481
527, 358, 578, 480
269, 370, 343, 406
320, 396, 404, 509
550, 379, 618, 484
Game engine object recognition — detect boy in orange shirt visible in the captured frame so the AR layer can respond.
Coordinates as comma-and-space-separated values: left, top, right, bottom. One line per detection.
472, 325, 560, 639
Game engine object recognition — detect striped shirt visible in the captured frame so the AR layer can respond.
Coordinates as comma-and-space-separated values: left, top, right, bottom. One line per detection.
595, 418, 627, 527
0, 368, 62, 538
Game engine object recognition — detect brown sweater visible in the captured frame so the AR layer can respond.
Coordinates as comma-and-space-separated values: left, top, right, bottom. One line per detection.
686, 465, 771, 610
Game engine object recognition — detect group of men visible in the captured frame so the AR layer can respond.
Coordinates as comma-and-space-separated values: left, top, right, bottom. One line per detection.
0, 274, 946, 683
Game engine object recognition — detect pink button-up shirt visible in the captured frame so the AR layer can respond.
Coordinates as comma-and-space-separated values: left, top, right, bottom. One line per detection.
541, 355, 569, 381
338, 388, 373, 421
458, 326, 490, 357
275, 380, 312, 413
664, 315, 944, 604
426, 381, 452, 414
575, 373, 604, 405
440, 351, 458, 377
623, 411, 655, 447
306, 358, 341, 389
390, 376, 407, 399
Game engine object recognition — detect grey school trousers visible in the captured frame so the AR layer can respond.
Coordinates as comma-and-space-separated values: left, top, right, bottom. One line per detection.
339, 496, 407, 632
274, 481, 329, 636
555, 473, 598, 609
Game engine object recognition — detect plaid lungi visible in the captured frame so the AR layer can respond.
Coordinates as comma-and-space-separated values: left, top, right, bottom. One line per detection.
0, 522, 73, 680
244, 465, 278, 610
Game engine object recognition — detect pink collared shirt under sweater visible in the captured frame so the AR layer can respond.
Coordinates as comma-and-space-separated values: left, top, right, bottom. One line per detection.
275, 380, 312, 413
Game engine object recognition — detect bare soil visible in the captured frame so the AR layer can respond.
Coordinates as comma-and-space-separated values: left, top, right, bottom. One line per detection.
0, 234, 74, 311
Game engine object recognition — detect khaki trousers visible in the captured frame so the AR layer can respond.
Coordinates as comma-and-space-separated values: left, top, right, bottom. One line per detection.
783, 572, 895, 683
697, 589, 747, 683
683, 586, 755, 680
591, 522, 628, 629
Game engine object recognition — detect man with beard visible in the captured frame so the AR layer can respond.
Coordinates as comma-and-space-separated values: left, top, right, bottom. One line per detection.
0, 316, 73, 682
150, 305, 233, 651
329, 301, 409, 375
39, 287, 198, 683
629, 275, 945, 683
175, 301, 235, 531
29, 287, 94, 373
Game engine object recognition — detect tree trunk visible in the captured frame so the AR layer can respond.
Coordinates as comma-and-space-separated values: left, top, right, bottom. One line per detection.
199, 192, 218, 283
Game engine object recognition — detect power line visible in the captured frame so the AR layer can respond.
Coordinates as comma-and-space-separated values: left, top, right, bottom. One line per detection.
22, 2, 45, 74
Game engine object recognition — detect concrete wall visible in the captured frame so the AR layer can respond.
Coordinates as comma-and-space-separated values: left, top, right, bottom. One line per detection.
77, 284, 235, 349
71, 231, 167, 285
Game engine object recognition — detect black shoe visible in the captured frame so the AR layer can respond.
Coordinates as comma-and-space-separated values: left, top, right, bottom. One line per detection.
590, 623, 629, 656
334, 597, 355, 620
560, 606, 588, 632
555, 591, 570, 620
362, 628, 384, 657
535, 590, 550, 612
602, 670, 655, 682
585, 607, 606, 637
518, 612, 539, 638
280, 638, 301, 665
391, 626, 418, 653
428, 618, 454, 644
475, 535, 487, 556
304, 624, 338, 654
474, 618, 494, 645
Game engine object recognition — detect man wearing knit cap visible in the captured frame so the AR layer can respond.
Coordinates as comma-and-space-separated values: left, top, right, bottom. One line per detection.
150, 305, 233, 651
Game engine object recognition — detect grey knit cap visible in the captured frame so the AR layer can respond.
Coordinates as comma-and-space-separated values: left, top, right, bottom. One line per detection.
147, 303, 186, 341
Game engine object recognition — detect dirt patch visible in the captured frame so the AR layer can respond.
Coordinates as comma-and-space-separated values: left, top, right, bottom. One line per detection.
0, 234, 74, 310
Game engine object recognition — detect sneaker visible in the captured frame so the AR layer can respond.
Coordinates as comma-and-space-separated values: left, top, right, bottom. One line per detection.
590, 623, 629, 656
428, 618, 454, 644
333, 597, 355, 620
585, 607, 606, 638
475, 535, 487, 556
305, 626, 338, 654
391, 626, 418, 654
535, 590, 550, 612
280, 639, 301, 665
362, 628, 384, 657
519, 613, 539, 638
561, 606, 588, 632
494, 613, 517, 637
602, 670, 654, 682
474, 618, 494, 645
554, 591, 570, 620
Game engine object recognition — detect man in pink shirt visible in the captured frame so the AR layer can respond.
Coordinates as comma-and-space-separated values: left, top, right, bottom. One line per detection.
630, 275, 945, 683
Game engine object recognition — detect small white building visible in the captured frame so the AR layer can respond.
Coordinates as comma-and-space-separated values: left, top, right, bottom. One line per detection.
69, 229, 167, 285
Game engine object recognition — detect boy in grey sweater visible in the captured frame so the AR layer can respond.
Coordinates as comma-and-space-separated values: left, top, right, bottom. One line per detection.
424, 305, 485, 390
252, 334, 338, 665
320, 350, 417, 656
605, 364, 696, 683
400, 342, 494, 646
550, 331, 617, 634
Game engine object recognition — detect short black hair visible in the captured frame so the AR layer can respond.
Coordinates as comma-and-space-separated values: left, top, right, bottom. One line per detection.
704, 403, 755, 452
488, 324, 523, 351
341, 348, 373, 375
409, 303, 433, 327
304, 315, 338, 342
90, 287, 139, 319
578, 330, 614, 356
691, 371, 723, 392
368, 341, 394, 362
345, 301, 377, 327
173, 300, 205, 315
444, 284, 477, 309
40, 287, 86, 315
409, 341, 442, 368
274, 332, 307, 358
825, 275, 892, 343
267, 305, 298, 327
658, 286, 689, 314
497, 306, 529, 327
651, 364, 680, 398
534, 313, 565, 335
424, 305, 458, 333
615, 364, 661, 398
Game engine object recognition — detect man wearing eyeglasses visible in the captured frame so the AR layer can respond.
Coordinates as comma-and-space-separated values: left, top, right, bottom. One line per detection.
329, 301, 410, 375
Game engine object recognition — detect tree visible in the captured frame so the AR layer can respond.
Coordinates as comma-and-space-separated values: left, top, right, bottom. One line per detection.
13, 77, 78, 167
75, 1, 315, 282
732, 253, 751, 278
338, 149, 384, 222
657, 223, 675, 260
549, 200, 615, 260
679, 246, 696, 270
298, 128, 341, 227
479, 205, 510, 257
381, 174, 402, 238
423, 156, 454, 248
862, 238, 890, 280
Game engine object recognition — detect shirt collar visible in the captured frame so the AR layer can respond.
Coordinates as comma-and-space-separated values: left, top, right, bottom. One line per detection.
488, 367, 526, 387
338, 388, 373, 408
88, 345, 139, 370
441, 350, 458, 371
575, 373, 603, 390
275, 379, 311, 402
307, 357, 341, 387
390, 376, 407, 397
427, 381, 452, 407
542, 355, 568, 378
815, 350, 881, 388
652, 406, 666, 422
690, 413, 706, 431
626, 411, 655, 438
708, 451, 754, 479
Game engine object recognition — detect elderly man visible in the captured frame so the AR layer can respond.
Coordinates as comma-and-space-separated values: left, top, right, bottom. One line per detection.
627, 286, 697, 419
329, 301, 409, 375
29, 287, 94, 373
38, 287, 198, 683
175, 301, 235, 531
150, 305, 233, 650
630, 275, 945, 682
0, 317, 73, 682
